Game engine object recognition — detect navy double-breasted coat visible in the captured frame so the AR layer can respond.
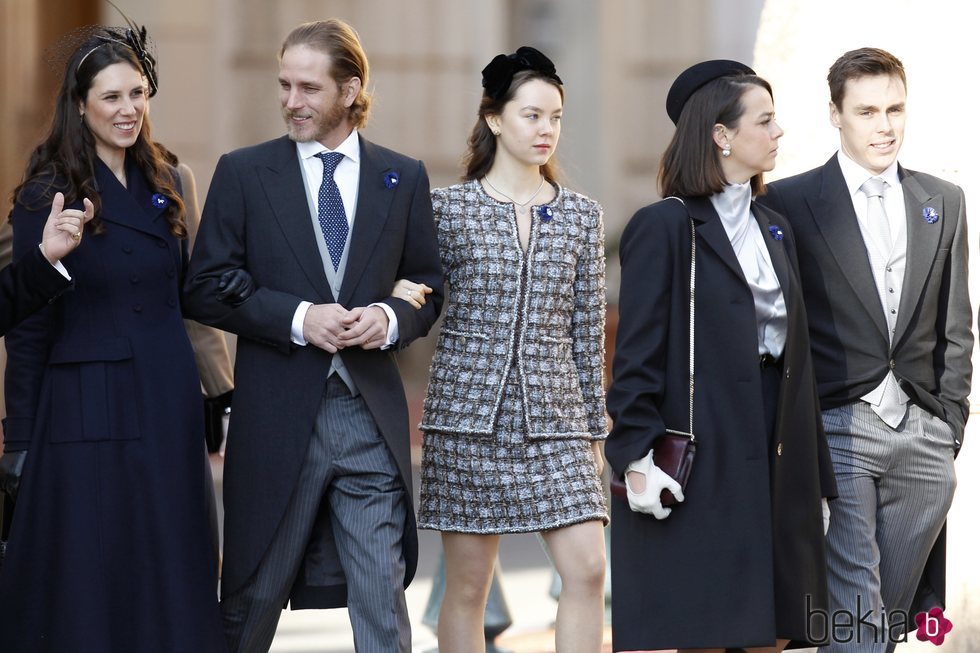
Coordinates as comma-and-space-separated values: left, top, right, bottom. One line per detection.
0, 158, 224, 652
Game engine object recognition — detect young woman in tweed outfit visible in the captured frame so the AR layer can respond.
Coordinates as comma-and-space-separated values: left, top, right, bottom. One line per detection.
396, 46, 608, 652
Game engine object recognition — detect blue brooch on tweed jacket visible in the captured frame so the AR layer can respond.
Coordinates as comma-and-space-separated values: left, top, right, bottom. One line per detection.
538, 206, 554, 222
922, 206, 939, 224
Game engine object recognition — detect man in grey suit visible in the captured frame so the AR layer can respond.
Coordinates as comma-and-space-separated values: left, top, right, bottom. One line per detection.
761, 48, 972, 651
184, 19, 443, 652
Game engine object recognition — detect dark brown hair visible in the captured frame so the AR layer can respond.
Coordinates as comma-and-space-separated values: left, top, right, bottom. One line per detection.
827, 47, 906, 111
658, 74, 773, 198
462, 69, 564, 182
280, 19, 372, 130
12, 33, 185, 237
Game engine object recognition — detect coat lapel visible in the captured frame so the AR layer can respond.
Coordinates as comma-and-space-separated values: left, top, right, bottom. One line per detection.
806, 158, 889, 340
257, 136, 334, 303
685, 196, 747, 286
94, 157, 171, 240
894, 168, 943, 342
339, 136, 397, 305
752, 201, 792, 300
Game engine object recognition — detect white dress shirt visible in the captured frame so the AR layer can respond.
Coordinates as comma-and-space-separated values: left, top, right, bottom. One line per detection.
289, 129, 398, 348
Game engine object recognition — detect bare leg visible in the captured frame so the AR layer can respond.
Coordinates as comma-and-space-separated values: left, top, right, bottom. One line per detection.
438, 531, 500, 653
540, 520, 606, 652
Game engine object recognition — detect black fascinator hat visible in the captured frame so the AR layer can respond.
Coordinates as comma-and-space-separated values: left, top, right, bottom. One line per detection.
481, 46, 562, 101
666, 59, 755, 125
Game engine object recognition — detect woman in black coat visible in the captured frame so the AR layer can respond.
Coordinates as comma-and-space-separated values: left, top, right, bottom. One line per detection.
0, 25, 224, 652
605, 61, 837, 652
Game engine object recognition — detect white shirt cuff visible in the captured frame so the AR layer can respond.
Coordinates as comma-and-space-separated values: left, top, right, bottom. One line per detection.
369, 302, 399, 349
291, 301, 312, 345
39, 244, 72, 280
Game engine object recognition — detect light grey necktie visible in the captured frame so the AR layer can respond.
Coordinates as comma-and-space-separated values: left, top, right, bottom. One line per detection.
859, 176, 907, 428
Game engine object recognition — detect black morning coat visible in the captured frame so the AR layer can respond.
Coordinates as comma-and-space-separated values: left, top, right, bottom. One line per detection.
184, 135, 443, 609
605, 195, 837, 650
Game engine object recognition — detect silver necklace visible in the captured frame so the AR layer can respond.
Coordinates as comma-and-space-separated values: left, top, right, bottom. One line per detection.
483, 176, 545, 213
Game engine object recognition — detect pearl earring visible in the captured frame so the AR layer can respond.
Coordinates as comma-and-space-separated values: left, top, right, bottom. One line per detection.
721, 145, 731, 157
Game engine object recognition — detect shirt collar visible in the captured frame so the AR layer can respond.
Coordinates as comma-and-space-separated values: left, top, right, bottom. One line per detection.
296, 128, 361, 164
836, 150, 901, 196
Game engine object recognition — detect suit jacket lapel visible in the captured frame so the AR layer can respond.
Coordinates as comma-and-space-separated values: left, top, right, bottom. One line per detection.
339, 136, 396, 305
685, 196, 747, 285
894, 168, 942, 341
258, 136, 334, 303
807, 158, 889, 340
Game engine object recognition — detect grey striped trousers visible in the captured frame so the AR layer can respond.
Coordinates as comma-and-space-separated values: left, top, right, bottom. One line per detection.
221, 375, 411, 652
818, 402, 956, 653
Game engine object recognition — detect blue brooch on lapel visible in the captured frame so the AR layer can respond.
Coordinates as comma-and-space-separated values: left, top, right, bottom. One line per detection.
923, 206, 940, 224
383, 170, 399, 189
537, 206, 554, 222
151, 193, 169, 209
768, 225, 784, 241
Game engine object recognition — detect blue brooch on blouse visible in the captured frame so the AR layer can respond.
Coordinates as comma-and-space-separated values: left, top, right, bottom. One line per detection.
923, 206, 940, 224
537, 206, 554, 222
151, 193, 169, 209
383, 170, 399, 189
768, 225, 784, 241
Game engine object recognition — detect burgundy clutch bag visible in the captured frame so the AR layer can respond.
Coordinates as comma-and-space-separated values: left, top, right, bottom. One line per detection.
610, 431, 697, 506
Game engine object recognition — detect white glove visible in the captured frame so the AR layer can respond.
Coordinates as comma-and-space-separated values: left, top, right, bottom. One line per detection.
822, 498, 830, 535
625, 450, 684, 520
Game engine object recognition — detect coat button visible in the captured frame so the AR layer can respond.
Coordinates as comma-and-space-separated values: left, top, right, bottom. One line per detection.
156, 241, 167, 248
777, 443, 783, 456
167, 268, 176, 278
784, 366, 791, 379
122, 246, 133, 254
132, 304, 143, 313
167, 298, 177, 308
889, 359, 896, 369
130, 274, 139, 284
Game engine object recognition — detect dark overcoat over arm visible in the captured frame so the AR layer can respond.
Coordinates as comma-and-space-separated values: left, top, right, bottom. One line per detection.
183, 135, 443, 607
0, 246, 72, 339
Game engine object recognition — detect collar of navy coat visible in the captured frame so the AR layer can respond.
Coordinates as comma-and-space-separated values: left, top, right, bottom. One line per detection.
683, 194, 792, 308
93, 155, 173, 240
803, 155, 945, 345
257, 134, 398, 306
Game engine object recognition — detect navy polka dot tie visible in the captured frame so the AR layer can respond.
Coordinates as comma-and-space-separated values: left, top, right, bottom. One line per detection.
315, 151, 348, 271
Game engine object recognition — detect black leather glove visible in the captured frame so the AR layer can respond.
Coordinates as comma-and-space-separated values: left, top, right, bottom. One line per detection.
216, 269, 256, 306
0, 451, 27, 503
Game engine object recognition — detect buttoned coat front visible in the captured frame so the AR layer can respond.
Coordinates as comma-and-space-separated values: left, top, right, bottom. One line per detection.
605, 196, 836, 650
420, 180, 606, 441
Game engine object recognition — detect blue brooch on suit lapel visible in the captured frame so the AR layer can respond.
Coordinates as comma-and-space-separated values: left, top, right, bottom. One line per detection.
383, 170, 399, 189
151, 193, 169, 209
537, 206, 554, 222
768, 225, 784, 241
923, 206, 940, 224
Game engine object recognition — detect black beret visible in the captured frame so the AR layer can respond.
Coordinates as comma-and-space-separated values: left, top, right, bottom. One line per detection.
666, 59, 755, 125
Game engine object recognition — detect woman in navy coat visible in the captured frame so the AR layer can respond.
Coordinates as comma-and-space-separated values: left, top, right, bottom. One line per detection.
0, 27, 224, 652
605, 61, 837, 651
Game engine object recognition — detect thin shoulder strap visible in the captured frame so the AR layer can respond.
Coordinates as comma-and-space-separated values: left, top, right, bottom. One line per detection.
665, 196, 695, 439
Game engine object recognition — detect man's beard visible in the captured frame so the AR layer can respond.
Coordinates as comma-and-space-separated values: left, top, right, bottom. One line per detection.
284, 97, 349, 143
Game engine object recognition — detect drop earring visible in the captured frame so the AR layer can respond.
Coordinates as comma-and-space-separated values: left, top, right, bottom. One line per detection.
721, 144, 731, 157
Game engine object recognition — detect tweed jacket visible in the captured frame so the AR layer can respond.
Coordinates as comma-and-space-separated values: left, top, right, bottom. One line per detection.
421, 180, 606, 440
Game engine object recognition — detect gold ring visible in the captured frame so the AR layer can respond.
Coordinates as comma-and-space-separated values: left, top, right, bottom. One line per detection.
71, 232, 81, 241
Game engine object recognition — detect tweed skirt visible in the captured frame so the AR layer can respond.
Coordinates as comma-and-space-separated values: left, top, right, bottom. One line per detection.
418, 368, 608, 534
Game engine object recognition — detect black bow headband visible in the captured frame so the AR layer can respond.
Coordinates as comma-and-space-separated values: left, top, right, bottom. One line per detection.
481, 46, 562, 101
